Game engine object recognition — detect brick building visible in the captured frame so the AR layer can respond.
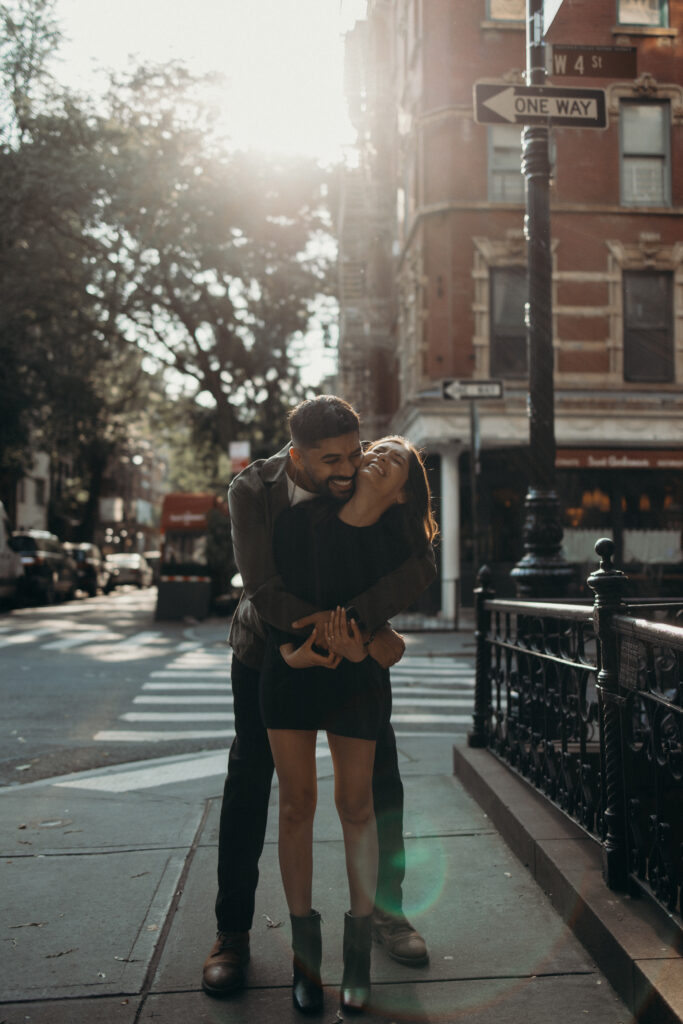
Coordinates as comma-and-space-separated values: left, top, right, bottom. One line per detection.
338, 0, 683, 616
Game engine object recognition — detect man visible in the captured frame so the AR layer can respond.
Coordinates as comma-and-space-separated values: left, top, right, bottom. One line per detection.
202, 396, 437, 996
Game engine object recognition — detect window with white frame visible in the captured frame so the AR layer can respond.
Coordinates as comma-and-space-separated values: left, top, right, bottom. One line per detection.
623, 270, 674, 382
488, 0, 524, 19
490, 267, 528, 377
489, 125, 524, 202
620, 101, 670, 207
617, 0, 669, 27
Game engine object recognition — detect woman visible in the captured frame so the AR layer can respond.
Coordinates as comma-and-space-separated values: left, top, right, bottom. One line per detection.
260, 436, 437, 1014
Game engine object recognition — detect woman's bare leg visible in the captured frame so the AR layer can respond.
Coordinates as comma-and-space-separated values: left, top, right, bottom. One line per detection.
327, 734, 378, 917
267, 729, 318, 916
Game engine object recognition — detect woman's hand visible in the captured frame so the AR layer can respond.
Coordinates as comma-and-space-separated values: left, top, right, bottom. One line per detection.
324, 606, 367, 663
280, 627, 341, 670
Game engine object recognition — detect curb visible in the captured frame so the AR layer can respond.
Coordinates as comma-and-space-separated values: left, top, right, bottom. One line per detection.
452, 745, 683, 1024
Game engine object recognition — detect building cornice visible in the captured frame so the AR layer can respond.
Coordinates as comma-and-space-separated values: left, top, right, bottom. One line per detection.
398, 201, 683, 267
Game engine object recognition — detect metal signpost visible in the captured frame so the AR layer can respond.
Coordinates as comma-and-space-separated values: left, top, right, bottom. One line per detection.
443, 380, 504, 589
514, 0, 575, 596
470, 1, 633, 596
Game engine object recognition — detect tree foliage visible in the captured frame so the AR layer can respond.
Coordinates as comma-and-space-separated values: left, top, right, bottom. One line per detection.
102, 63, 333, 453
0, 1, 335, 536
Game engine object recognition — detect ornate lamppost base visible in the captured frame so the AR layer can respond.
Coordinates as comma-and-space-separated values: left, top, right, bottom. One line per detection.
511, 486, 574, 598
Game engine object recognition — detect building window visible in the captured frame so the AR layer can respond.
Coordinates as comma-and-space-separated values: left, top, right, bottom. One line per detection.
34, 478, 46, 506
623, 270, 674, 382
488, 0, 524, 19
620, 101, 670, 207
490, 267, 527, 377
617, 0, 668, 27
488, 125, 524, 202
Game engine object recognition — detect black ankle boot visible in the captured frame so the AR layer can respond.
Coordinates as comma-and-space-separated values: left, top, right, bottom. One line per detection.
340, 911, 371, 1013
290, 909, 323, 1014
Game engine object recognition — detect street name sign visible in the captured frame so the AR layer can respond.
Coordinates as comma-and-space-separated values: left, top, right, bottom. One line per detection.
443, 379, 504, 401
549, 44, 637, 79
474, 83, 607, 128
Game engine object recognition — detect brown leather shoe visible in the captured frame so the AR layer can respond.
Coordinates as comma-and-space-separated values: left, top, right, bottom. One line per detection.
371, 909, 428, 966
202, 931, 250, 996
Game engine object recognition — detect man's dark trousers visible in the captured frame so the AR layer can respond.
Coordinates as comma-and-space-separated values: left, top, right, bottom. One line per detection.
215, 655, 407, 932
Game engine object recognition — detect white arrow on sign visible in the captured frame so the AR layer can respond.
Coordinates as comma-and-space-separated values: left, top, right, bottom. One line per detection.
483, 86, 598, 124
443, 379, 503, 400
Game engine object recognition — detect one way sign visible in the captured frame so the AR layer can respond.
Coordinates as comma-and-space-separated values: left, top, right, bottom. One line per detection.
474, 83, 607, 129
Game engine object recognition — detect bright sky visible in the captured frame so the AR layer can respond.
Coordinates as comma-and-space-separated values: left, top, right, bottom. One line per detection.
54, 0, 368, 162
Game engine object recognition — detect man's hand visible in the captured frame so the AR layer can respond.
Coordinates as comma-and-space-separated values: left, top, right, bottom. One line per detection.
324, 607, 367, 663
280, 627, 341, 670
291, 609, 335, 633
367, 625, 405, 668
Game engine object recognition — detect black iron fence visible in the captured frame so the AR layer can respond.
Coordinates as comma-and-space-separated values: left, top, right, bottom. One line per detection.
469, 537, 683, 925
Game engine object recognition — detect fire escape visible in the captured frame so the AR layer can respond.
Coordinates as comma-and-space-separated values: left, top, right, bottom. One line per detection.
338, 13, 397, 437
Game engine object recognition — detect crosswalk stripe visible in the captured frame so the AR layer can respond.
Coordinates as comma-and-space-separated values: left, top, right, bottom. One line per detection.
134, 695, 233, 704
42, 631, 121, 650
133, 692, 475, 708
77, 632, 477, 744
121, 712, 235, 721
56, 745, 331, 792
94, 729, 235, 742
116, 631, 167, 647
143, 682, 228, 691
149, 671, 226, 679
0, 627, 60, 647
392, 713, 472, 724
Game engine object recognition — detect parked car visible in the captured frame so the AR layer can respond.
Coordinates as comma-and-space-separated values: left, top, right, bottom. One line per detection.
63, 542, 112, 596
143, 550, 161, 585
9, 531, 78, 604
105, 552, 154, 588
0, 501, 24, 606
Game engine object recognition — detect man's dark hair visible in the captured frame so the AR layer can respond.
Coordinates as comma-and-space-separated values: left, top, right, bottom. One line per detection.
289, 395, 360, 449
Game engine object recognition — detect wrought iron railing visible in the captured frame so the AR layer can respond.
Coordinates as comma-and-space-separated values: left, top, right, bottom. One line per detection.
469, 538, 683, 924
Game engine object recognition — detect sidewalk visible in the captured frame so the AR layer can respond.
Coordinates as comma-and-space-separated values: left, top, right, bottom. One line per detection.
0, 625, 656, 1023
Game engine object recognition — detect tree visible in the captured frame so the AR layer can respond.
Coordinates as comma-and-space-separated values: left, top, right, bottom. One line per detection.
102, 63, 334, 455
0, 11, 336, 531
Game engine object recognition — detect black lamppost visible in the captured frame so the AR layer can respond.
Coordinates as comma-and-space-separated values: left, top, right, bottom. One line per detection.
510, 0, 573, 598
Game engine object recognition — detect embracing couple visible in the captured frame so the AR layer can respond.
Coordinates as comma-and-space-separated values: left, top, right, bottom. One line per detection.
203, 395, 437, 1014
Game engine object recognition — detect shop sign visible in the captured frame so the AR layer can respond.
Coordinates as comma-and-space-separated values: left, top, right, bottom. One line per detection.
556, 449, 683, 470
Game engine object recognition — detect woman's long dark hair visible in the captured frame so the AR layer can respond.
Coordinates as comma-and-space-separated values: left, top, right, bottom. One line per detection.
367, 435, 438, 554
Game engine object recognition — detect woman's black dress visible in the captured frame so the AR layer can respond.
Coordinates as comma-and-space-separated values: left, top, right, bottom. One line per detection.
259, 500, 411, 740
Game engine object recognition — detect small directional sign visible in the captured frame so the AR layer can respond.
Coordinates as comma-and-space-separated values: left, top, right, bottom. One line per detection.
549, 44, 637, 79
474, 83, 607, 129
443, 379, 504, 401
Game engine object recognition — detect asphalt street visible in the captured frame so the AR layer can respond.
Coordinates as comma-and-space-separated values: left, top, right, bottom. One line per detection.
0, 589, 475, 786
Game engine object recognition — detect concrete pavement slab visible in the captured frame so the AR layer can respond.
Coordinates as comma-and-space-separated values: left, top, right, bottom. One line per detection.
0, 782, 205, 855
140, 971, 631, 1024
0, 996, 141, 1024
453, 744, 682, 1024
2, 847, 186, 1000
156, 774, 609, 997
